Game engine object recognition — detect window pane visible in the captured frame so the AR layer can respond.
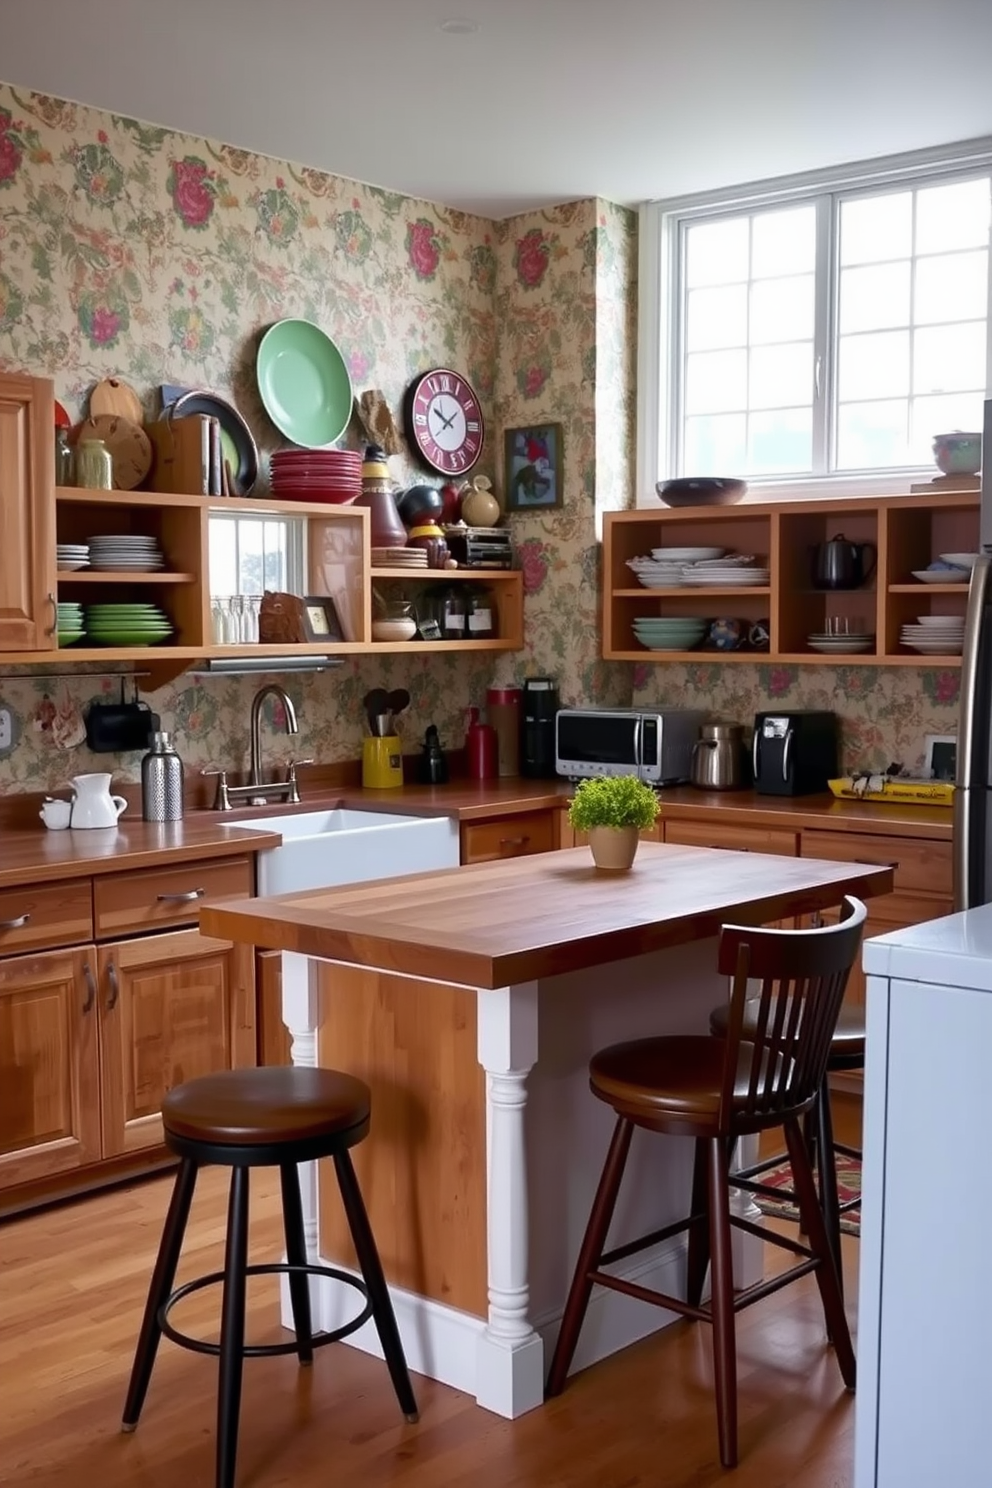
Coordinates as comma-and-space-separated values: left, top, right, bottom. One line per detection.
749, 343, 813, 410
751, 206, 816, 278
836, 400, 910, 469
839, 262, 910, 333
747, 409, 812, 474
750, 274, 814, 343
840, 191, 912, 266
916, 178, 991, 254
685, 348, 747, 414
683, 413, 746, 474
209, 519, 238, 596
911, 393, 986, 461
913, 322, 987, 393
686, 284, 747, 351
685, 217, 749, 287
261, 520, 288, 591
915, 250, 989, 325
838, 329, 910, 400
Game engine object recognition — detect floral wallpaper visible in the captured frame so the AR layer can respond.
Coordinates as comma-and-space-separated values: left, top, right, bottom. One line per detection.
0, 80, 960, 794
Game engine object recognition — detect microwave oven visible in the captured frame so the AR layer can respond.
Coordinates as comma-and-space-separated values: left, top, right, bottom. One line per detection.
555, 708, 706, 784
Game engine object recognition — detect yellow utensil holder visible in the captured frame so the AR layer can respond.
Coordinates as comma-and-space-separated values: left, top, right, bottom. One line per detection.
362, 735, 404, 789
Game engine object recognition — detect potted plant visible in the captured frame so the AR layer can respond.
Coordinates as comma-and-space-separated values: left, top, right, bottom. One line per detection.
568, 775, 660, 871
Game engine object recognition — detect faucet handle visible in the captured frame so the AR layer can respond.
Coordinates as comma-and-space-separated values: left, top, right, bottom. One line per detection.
199, 766, 231, 811
286, 758, 313, 805
287, 758, 315, 775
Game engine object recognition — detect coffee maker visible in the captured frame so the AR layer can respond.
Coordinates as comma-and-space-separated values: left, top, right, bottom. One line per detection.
521, 676, 560, 778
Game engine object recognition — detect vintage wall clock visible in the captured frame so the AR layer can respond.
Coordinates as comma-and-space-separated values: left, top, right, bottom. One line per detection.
403, 367, 485, 476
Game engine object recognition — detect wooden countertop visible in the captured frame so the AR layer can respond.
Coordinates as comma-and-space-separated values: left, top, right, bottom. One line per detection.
0, 817, 281, 889
200, 843, 893, 990
651, 786, 953, 841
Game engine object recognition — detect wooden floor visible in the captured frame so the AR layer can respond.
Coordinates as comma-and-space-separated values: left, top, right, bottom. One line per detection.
0, 1096, 862, 1488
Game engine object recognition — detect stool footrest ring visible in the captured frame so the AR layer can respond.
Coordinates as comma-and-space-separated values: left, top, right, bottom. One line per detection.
158, 1262, 372, 1358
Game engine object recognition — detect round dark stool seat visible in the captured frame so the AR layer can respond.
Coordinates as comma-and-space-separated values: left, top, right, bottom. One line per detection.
709, 999, 865, 1067
123, 1065, 417, 1488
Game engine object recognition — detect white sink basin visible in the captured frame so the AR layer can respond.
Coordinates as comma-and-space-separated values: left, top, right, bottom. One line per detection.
231, 807, 460, 894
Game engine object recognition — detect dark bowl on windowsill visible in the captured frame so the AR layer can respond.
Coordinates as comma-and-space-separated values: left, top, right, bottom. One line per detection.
656, 477, 748, 507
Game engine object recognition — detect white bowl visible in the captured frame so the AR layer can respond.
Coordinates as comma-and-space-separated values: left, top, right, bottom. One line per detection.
371, 619, 417, 642
912, 569, 969, 584
939, 553, 981, 569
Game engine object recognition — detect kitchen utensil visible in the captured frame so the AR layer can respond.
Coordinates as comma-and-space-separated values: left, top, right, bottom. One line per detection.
362, 735, 403, 789
39, 797, 72, 830
655, 477, 747, 507
256, 318, 353, 447
487, 686, 521, 776
68, 772, 128, 829
912, 567, 970, 584
75, 437, 113, 489
164, 389, 259, 494
811, 534, 877, 590
363, 688, 390, 734
141, 731, 185, 821
690, 722, 745, 791
76, 414, 152, 490
932, 431, 982, 476
372, 712, 392, 738
939, 552, 981, 569
387, 688, 410, 720
89, 377, 144, 425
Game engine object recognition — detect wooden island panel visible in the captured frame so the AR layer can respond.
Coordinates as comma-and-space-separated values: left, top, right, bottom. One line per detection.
317, 966, 487, 1317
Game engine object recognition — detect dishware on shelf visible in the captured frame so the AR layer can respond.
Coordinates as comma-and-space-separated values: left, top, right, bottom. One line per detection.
68, 772, 128, 829
57, 543, 89, 571
911, 566, 970, 584
650, 546, 726, 562
932, 431, 982, 477
39, 797, 72, 830
806, 636, 876, 654
371, 600, 417, 643
811, 534, 876, 591
87, 533, 166, 572
256, 318, 353, 448
939, 552, 981, 569
269, 447, 360, 504
165, 389, 259, 495
655, 477, 747, 507
84, 601, 174, 647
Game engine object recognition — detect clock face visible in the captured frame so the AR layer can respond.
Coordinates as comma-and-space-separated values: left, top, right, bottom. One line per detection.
404, 368, 485, 476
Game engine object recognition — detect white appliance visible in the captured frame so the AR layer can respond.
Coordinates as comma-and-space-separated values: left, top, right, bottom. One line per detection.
954, 395, 992, 908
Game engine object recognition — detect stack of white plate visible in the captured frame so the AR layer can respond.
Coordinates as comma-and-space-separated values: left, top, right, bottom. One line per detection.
650, 546, 726, 562
681, 556, 769, 586
627, 555, 690, 589
632, 616, 708, 652
900, 615, 965, 655
806, 631, 876, 654
88, 534, 166, 572
57, 543, 89, 571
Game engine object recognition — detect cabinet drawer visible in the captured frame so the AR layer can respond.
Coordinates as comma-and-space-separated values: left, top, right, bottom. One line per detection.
801, 829, 952, 897
663, 820, 799, 856
94, 857, 253, 938
0, 880, 92, 953
461, 811, 557, 865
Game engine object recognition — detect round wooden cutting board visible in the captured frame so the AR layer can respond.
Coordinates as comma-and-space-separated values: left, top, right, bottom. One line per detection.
76, 413, 153, 490
89, 377, 144, 426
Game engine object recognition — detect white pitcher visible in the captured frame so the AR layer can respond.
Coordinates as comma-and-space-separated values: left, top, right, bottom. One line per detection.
69, 773, 128, 830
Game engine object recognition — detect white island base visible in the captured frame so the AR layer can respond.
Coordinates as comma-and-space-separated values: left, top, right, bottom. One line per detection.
280, 939, 760, 1419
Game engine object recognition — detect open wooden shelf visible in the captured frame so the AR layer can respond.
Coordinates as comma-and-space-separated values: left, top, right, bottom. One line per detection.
604, 490, 978, 667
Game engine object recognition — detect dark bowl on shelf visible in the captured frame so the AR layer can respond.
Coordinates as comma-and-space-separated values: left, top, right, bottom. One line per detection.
396, 483, 444, 528
656, 477, 748, 508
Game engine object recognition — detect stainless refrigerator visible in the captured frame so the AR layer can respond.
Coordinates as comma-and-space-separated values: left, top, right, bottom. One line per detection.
954, 395, 992, 909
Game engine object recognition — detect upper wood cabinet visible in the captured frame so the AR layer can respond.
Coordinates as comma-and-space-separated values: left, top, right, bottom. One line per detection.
603, 491, 978, 667
0, 371, 56, 652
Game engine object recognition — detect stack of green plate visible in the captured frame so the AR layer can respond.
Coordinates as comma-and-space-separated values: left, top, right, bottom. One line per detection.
85, 603, 174, 647
57, 601, 84, 646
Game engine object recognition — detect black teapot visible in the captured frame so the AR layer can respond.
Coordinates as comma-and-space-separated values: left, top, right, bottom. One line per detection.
812, 534, 877, 590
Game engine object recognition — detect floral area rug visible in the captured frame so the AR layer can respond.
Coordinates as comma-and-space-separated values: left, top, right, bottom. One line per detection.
750, 1151, 861, 1237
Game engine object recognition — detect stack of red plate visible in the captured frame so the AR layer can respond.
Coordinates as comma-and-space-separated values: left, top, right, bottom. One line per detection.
270, 449, 362, 504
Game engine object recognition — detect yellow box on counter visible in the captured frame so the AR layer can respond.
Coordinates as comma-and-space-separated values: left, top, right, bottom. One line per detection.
828, 776, 954, 806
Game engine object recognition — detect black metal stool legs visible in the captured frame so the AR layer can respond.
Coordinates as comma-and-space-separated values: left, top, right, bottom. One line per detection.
122, 1157, 199, 1431
279, 1163, 314, 1365
217, 1166, 250, 1488
334, 1150, 419, 1422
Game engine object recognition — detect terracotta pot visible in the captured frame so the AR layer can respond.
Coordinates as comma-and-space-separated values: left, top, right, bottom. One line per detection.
587, 825, 640, 871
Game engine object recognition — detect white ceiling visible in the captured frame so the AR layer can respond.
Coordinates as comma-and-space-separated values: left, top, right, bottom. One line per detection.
5, 0, 992, 218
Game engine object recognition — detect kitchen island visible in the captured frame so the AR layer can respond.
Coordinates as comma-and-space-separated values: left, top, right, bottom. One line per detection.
201, 842, 891, 1417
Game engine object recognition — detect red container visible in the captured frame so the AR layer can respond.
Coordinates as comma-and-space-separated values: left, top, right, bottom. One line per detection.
466, 706, 499, 780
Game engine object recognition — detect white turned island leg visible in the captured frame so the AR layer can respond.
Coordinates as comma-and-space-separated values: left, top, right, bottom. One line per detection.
475, 980, 544, 1418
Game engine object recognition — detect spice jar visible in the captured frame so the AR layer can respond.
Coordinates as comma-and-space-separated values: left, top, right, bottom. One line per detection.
465, 584, 496, 640
54, 426, 74, 485
440, 585, 467, 640
76, 437, 113, 490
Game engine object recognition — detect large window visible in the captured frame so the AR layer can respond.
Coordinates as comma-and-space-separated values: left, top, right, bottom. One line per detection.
208, 513, 301, 597
638, 141, 992, 500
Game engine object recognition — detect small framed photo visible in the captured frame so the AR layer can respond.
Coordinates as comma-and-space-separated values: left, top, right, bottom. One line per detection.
504, 422, 563, 512
302, 596, 343, 642
924, 733, 957, 782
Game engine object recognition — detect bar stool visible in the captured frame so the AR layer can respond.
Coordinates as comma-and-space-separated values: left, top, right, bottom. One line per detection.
122, 1066, 418, 1488
546, 897, 866, 1468
709, 998, 864, 1293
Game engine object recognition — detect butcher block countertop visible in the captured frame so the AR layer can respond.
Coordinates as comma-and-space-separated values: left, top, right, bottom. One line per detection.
200, 842, 894, 990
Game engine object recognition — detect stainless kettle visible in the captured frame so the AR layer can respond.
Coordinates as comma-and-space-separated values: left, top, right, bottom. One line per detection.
690, 723, 745, 791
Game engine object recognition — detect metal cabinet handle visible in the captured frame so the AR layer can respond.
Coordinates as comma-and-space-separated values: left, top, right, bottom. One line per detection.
82, 960, 96, 1013
0, 913, 30, 930
156, 888, 206, 903
499, 836, 530, 848
44, 591, 57, 636
106, 961, 120, 1011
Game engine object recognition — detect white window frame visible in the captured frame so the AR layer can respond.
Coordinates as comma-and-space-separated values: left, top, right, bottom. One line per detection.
207, 512, 305, 597
637, 136, 992, 507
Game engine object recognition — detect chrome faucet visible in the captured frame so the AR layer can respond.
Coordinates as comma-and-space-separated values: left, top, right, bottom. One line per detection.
250, 684, 298, 787
203, 684, 312, 810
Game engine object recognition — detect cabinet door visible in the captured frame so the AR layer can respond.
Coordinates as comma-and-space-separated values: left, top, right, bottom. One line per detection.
0, 947, 101, 1191
0, 371, 56, 651
97, 928, 255, 1158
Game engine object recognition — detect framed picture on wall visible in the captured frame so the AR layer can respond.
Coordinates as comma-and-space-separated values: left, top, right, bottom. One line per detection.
504, 423, 563, 512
